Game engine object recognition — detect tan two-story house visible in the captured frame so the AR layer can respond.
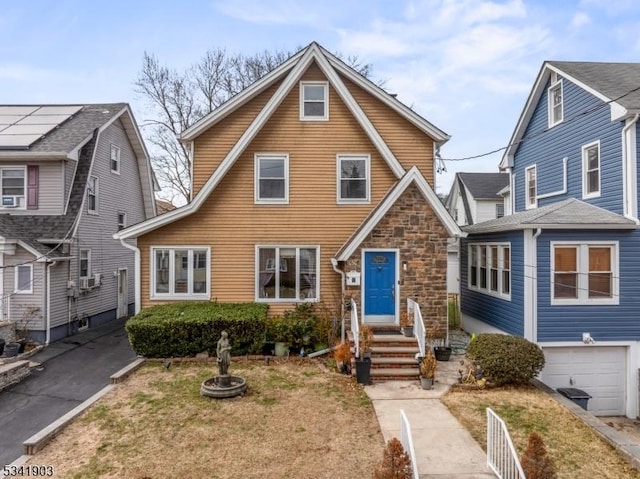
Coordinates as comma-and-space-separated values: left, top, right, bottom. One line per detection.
116, 42, 462, 335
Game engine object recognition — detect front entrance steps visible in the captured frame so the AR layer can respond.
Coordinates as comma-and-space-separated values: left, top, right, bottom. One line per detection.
347, 326, 420, 382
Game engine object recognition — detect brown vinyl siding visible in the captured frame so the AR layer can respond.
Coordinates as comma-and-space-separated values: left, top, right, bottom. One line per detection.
139, 62, 437, 314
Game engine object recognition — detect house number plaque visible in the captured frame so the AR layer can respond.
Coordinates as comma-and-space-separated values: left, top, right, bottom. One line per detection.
372, 255, 389, 264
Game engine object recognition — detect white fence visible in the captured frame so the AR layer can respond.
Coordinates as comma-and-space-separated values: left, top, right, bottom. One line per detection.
400, 409, 420, 479
350, 298, 359, 359
486, 408, 525, 479
406, 298, 425, 358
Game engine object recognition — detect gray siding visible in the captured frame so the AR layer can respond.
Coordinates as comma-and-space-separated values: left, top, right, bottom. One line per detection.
73, 119, 146, 322
64, 159, 77, 212
0, 160, 64, 215
5, 246, 45, 330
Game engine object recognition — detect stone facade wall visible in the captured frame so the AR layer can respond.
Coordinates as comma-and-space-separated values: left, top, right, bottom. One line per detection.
344, 183, 450, 338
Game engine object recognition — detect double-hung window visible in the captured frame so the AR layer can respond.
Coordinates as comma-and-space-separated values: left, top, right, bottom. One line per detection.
117, 212, 126, 231
582, 141, 600, 198
525, 166, 537, 209
337, 154, 369, 203
15, 264, 33, 294
548, 77, 563, 127
256, 246, 319, 301
255, 154, 288, 204
87, 176, 99, 214
300, 82, 328, 120
110, 145, 120, 174
552, 242, 617, 304
1, 167, 25, 208
468, 243, 511, 299
152, 247, 210, 299
79, 249, 91, 278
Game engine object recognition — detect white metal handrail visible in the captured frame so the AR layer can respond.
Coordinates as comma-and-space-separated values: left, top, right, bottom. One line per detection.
486, 408, 525, 479
350, 298, 359, 359
400, 409, 420, 479
407, 298, 425, 358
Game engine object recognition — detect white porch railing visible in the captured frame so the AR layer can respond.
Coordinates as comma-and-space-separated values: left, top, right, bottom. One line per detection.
407, 298, 425, 358
350, 298, 359, 358
486, 408, 525, 479
400, 409, 420, 479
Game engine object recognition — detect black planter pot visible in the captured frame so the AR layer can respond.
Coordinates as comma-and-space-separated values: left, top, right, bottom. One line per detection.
0, 338, 4, 356
3, 342, 20, 358
355, 357, 372, 385
434, 346, 452, 362
17, 338, 26, 353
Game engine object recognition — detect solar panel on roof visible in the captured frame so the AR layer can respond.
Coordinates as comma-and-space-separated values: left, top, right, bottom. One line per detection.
2, 124, 56, 135
0, 115, 24, 125
35, 105, 82, 116
0, 106, 39, 116
0, 134, 42, 149
0, 104, 83, 149
16, 114, 71, 125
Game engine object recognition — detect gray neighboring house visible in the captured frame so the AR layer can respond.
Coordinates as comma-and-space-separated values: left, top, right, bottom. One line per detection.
444, 172, 509, 294
0, 104, 156, 343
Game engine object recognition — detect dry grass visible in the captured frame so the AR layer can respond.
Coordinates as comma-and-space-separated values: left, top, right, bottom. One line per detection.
24, 359, 384, 478
442, 384, 640, 479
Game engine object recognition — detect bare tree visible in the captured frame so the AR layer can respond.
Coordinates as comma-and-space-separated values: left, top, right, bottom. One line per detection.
135, 46, 376, 205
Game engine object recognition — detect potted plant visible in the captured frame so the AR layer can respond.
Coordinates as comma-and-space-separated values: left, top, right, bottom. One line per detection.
433, 337, 452, 362
400, 310, 413, 337
419, 351, 437, 389
355, 325, 374, 385
334, 341, 352, 374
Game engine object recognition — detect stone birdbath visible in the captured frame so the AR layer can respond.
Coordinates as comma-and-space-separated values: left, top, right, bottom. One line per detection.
200, 331, 247, 398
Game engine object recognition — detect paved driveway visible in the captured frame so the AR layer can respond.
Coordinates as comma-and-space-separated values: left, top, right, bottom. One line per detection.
0, 318, 136, 466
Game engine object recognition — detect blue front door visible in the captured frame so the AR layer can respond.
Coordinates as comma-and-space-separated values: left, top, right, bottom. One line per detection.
364, 251, 396, 323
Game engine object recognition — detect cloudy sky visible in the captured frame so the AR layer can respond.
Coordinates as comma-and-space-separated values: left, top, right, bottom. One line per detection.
1, 0, 639, 194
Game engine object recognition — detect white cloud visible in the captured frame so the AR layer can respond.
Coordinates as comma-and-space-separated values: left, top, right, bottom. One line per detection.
214, 0, 333, 26
570, 12, 591, 30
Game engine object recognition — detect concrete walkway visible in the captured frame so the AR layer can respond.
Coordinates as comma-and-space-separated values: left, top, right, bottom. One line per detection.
365, 357, 495, 478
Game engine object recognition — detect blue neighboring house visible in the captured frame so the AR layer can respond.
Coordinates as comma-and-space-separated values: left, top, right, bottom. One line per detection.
461, 61, 640, 418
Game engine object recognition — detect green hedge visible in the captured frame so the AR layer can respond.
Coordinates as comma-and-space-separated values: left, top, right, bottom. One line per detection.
125, 302, 269, 357
466, 333, 545, 386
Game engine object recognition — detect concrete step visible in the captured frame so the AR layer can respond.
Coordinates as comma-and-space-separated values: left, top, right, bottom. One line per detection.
371, 357, 418, 370
371, 346, 420, 357
370, 367, 420, 382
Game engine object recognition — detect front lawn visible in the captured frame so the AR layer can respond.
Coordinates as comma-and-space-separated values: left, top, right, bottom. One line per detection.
25, 360, 384, 478
442, 385, 640, 479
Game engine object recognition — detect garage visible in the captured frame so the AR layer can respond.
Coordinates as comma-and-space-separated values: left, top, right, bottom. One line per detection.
539, 346, 626, 416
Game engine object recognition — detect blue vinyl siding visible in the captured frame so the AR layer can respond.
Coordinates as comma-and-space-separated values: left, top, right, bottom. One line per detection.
514, 76, 623, 214
460, 232, 525, 336
536, 229, 640, 342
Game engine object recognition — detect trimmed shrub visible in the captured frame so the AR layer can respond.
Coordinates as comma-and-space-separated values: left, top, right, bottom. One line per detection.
125, 302, 268, 357
466, 333, 545, 386
373, 437, 412, 479
521, 431, 557, 479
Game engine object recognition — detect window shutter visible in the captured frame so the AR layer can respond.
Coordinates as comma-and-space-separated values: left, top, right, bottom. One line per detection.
27, 165, 39, 210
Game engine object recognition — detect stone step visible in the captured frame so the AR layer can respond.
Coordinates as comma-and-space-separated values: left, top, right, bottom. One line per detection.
370, 367, 420, 382
370, 356, 418, 369
371, 346, 420, 358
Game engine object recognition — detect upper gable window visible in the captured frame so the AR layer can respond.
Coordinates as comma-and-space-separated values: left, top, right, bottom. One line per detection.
337, 154, 370, 204
582, 141, 600, 198
110, 144, 120, 174
0, 167, 25, 209
255, 154, 289, 204
87, 176, 99, 214
300, 82, 328, 121
548, 78, 563, 127
525, 165, 537, 209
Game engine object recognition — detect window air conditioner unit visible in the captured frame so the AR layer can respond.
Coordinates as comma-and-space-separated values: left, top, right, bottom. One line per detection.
1, 196, 18, 208
80, 277, 96, 290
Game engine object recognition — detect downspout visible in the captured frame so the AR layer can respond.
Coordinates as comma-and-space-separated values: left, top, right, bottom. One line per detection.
120, 239, 141, 314
622, 114, 639, 221
46, 261, 57, 345
531, 228, 542, 343
330, 258, 346, 342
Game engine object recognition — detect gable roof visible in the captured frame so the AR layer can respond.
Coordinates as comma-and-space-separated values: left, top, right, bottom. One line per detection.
457, 172, 509, 200
117, 42, 449, 241
335, 166, 464, 261
464, 198, 637, 234
501, 61, 640, 169
0, 104, 156, 257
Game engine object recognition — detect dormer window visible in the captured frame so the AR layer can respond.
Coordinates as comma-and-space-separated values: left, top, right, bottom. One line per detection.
548, 77, 563, 127
300, 82, 328, 121
1, 167, 25, 209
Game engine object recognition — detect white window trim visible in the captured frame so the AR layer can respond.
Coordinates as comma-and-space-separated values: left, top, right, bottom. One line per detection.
110, 144, 121, 174
299, 81, 329, 121
467, 242, 511, 301
0, 166, 26, 210
525, 165, 537, 209
548, 79, 564, 128
87, 176, 99, 215
336, 154, 371, 204
79, 248, 91, 279
254, 245, 320, 303
550, 241, 618, 306
254, 153, 289, 204
582, 140, 601, 199
150, 246, 211, 300
15, 264, 33, 294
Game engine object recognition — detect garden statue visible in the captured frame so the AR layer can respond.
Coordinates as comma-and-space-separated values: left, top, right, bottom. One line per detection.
216, 330, 231, 376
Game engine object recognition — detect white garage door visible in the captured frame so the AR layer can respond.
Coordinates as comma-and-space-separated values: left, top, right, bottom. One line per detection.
540, 347, 626, 416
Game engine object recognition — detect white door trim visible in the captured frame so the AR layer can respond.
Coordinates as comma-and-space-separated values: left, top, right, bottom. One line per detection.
361, 248, 400, 324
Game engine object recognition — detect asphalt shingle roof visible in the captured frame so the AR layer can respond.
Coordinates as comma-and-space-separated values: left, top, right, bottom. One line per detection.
549, 61, 640, 110
464, 198, 636, 234
457, 172, 510, 200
